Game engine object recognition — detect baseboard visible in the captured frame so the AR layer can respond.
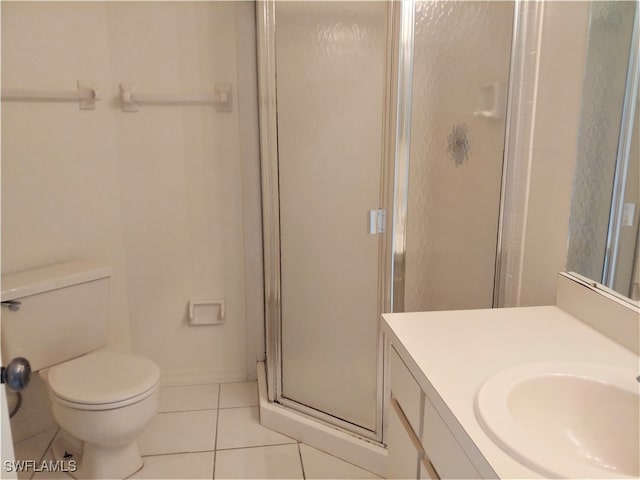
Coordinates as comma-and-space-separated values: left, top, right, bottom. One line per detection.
160, 367, 248, 386
256, 362, 388, 477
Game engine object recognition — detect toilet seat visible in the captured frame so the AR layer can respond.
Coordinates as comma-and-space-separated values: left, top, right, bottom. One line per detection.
48, 351, 160, 411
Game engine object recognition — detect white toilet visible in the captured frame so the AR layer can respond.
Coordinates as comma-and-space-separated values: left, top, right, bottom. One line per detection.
1, 261, 160, 479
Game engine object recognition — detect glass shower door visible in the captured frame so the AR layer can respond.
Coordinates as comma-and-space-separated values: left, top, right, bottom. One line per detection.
273, 2, 388, 436
260, 0, 516, 441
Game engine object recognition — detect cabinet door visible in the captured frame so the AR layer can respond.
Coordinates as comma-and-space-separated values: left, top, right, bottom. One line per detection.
390, 347, 423, 434
422, 396, 481, 479
388, 398, 422, 479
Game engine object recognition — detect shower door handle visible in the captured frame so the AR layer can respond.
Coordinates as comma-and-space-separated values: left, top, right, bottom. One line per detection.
368, 209, 385, 234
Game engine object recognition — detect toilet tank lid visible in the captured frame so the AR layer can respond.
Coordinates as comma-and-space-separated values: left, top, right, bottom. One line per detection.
48, 351, 160, 406
1, 260, 112, 301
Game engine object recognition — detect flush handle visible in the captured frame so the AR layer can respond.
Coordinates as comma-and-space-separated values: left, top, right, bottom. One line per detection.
1, 357, 31, 392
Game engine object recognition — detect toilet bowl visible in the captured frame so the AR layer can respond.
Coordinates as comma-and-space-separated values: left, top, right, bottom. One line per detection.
1, 261, 161, 479
47, 351, 160, 479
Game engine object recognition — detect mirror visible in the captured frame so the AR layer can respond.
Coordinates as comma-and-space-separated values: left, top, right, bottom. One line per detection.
566, 1, 639, 303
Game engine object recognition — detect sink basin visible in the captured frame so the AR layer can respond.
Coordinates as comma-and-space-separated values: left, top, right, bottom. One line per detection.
475, 362, 639, 478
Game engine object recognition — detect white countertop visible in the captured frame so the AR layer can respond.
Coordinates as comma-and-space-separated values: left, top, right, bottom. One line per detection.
382, 305, 639, 479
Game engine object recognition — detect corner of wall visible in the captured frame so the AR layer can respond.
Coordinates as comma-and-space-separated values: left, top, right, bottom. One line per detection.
503, 1, 591, 307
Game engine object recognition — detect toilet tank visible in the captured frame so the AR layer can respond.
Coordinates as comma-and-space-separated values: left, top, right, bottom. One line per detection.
1, 260, 112, 371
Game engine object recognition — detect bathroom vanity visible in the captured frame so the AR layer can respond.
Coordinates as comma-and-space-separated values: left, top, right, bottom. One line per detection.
382, 273, 639, 479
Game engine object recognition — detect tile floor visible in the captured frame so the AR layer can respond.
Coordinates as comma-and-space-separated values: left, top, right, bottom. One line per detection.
13, 381, 382, 480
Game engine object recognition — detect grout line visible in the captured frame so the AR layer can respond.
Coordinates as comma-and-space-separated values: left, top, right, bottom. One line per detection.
214, 442, 299, 453
27, 427, 60, 480
297, 442, 306, 480
157, 407, 219, 414
160, 382, 220, 388
12, 422, 57, 446
39, 427, 60, 462
217, 403, 259, 410
41, 428, 75, 480
212, 383, 222, 480
141, 449, 216, 458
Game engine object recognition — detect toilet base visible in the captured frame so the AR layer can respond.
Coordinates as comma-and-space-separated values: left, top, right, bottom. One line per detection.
52, 433, 144, 479
78, 441, 143, 480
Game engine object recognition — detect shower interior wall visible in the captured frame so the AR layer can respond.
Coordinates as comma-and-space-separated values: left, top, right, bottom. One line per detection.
401, 1, 594, 312
403, 1, 514, 313
1, 2, 263, 441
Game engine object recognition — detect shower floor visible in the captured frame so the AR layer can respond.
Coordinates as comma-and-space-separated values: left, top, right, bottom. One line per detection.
12, 381, 381, 479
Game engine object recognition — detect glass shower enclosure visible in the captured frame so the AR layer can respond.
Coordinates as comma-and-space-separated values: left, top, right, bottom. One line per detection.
258, 0, 516, 441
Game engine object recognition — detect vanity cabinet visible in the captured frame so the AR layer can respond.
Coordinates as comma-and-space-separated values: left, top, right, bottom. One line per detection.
421, 392, 480, 479
387, 346, 481, 479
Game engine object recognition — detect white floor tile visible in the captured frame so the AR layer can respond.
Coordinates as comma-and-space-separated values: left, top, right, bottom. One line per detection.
218, 381, 258, 409
13, 426, 59, 480
214, 444, 303, 479
132, 452, 214, 479
10, 409, 57, 445
138, 410, 217, 456
159, 384, 219, 413
216, 406, 294, 450
13, 426, 58, 463
12, 382, 385, 480
299, 444, 382, 479
30, 448, 73, 480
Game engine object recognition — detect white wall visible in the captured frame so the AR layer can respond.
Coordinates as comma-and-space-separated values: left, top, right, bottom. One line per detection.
1, 2, 262, 389
519, 1, 590, 306
2, 2, 132, 353
501, 1, 591, 306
